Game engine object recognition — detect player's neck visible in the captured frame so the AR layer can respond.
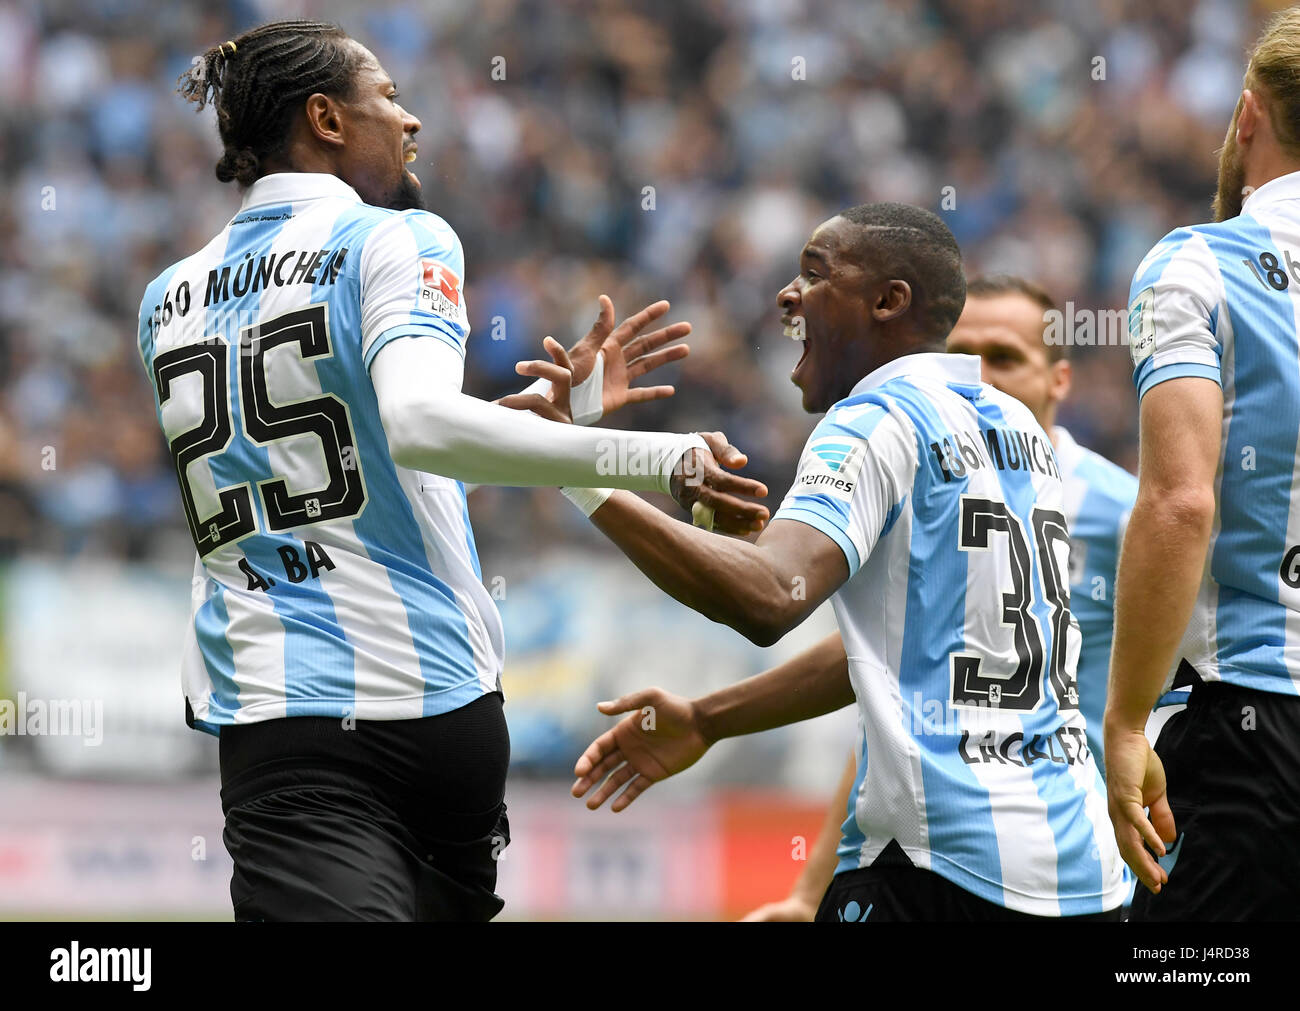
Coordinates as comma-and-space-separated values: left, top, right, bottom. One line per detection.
262, 142, 342, 181
1245, 153, 1300, 196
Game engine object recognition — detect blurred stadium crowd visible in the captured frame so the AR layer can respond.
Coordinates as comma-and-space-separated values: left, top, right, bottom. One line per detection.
0, 0, 1265, 566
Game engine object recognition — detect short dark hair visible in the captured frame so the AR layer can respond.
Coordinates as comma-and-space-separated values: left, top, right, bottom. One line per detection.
177, 20, 360, 187
836, 203, 966, 342
965, 274, 1067, 362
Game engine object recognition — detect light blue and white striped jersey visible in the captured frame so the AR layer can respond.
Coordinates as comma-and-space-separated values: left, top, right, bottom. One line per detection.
138, 173, 501, 734
1054, 425, 1138, 774
1129, 169, 1300, 700
775, 353, 1126, 916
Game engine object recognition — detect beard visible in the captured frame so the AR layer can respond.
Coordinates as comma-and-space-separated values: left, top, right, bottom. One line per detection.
1213, 111, 1247, 222
386, 171, 426, 211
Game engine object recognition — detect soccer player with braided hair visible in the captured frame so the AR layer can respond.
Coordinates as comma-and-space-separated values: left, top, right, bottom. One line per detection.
142, 19, 767, 921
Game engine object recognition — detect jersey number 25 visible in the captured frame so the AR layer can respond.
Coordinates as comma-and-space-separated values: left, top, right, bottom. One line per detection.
152, 303, 366, 557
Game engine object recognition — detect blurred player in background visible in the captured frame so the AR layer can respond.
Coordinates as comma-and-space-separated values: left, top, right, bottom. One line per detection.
568, 206, 1127, 921
744, 273, 1142, 921
141, 19, 765, 921
1107, 7, 1300, 919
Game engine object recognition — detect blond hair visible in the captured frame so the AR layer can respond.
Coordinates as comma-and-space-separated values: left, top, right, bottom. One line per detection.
1246, 6, 1300, 154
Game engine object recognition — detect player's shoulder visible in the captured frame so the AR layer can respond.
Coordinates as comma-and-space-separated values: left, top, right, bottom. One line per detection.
1132, 219, 1253, 293
1141, 220, 1241, 258
821, 386, 910, 442
345, 204, 461, 252
343, 208, 464, 288
138, 232, 227, 318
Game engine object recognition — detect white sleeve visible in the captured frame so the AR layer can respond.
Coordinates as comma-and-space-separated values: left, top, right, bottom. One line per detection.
1128, 227, 1224, 400
359, 210, 471, 368
370, 336, 704, 492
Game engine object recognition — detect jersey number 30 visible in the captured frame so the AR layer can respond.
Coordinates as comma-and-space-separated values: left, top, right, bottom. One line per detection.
152, 304, 366, 557
951, 496, 1078, 712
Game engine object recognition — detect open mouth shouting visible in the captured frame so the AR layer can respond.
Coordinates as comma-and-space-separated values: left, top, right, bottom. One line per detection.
785, 314, 810, 385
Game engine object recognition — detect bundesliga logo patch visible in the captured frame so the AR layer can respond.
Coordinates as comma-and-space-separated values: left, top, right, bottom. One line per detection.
1128, 286, 1155, 366
418, 258, 464, 320
795, 437, 868, 500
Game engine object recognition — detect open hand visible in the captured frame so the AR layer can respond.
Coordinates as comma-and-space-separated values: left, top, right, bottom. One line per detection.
572, 687, 711, 812
569, 295, 691, 419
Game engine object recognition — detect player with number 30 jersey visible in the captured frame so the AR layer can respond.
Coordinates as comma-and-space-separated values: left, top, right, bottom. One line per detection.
780, 353, 1124, 915
568, 205, 1126, 920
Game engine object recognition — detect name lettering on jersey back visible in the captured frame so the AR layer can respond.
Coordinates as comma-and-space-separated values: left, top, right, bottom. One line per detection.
911, 692, 1092, 768
929, 427, 1060, 483
958, 726, 1091, 768
237, 539, 337, 593
203, 247, 349, 309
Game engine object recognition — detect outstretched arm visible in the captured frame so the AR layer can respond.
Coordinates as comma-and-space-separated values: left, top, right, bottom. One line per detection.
587, 490, 847, 646
572, 631, 853, 811
370, 336, 767, 520
569, 405, 912, 645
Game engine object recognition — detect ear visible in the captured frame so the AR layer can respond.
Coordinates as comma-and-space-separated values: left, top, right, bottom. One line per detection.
1047, 358, 1072, 406
303, 93, 346, 149
1237, 88, 1261, 145
873, 279, 912, 323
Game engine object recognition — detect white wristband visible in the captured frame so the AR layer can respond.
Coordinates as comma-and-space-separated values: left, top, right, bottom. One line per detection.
518, 351, 604, 426
561, 486, 614, 516
653, 433, 710, 496
571, 350, 605, 426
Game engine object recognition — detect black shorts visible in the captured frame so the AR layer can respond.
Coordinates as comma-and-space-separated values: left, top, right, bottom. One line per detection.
218, 692, 510, 922
814, 842, 1122, 922
1131, 680, 1300, 922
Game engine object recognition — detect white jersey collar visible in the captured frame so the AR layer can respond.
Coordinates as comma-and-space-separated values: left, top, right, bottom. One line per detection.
1242, 168, 1300, 213
847, 351, 983, 398
239, 172, 363, 211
